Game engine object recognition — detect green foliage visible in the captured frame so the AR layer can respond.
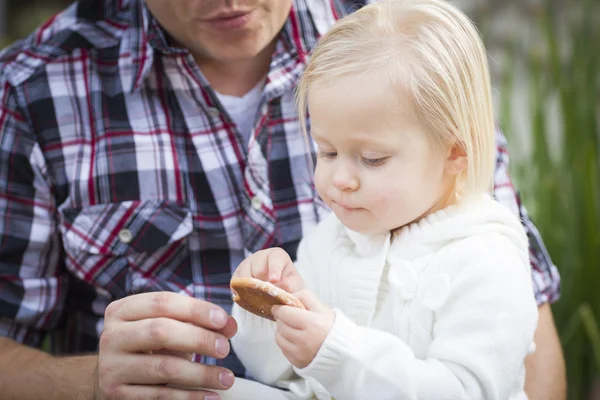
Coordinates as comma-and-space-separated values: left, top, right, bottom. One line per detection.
499, 0, 600, 398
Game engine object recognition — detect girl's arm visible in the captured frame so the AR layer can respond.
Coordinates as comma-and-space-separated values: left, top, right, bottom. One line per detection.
230, 304, 295, 386
297, 238, 538, 400
230, 233, 323, 396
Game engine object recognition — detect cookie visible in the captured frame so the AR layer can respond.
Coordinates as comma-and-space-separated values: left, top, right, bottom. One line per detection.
230, 277, 305, 321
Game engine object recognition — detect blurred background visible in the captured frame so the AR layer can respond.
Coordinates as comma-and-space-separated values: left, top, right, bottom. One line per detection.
1, 0, 598, 399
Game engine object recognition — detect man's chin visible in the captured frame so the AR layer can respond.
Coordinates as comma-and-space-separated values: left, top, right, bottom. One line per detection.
203, 36, 272, 63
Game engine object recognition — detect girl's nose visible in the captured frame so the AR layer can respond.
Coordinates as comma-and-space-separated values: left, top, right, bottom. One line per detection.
332, 165, 359, 192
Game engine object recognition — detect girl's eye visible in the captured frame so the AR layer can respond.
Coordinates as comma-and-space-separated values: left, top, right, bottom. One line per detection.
318, 151, 337, 159
362, 157, 388, 167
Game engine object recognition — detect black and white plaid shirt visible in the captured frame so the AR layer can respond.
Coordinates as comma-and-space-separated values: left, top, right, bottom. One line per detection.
0, 0, 560, 374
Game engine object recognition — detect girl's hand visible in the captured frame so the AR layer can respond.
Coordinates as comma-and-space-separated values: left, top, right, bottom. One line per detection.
232, 248, 305, 293
272, 290, 335, 369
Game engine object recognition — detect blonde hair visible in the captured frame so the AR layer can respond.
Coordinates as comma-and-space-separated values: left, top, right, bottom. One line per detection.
297, 0, 496, 197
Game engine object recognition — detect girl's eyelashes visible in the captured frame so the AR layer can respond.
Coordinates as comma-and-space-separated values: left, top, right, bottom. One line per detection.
316, 150, 389, 167
317, 151, 337, 159
362, 157, 389, 167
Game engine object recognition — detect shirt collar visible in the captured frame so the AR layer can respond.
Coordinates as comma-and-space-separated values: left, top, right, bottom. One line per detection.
120, 0, 325, 95
119, 0, 186, 93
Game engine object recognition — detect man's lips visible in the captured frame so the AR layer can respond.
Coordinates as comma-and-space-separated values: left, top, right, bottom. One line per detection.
205, 10, 254, 30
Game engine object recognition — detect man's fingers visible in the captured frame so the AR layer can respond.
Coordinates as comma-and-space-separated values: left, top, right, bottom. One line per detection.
100, 353, 234, 390
152, 348, 195, 361
215, 315, 238, 340
102, 318, 230, 359
105, 292, 229, 330
110, 384, 220, 400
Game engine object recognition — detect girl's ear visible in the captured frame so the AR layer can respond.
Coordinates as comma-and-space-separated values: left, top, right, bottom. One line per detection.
445, 142, 467, 175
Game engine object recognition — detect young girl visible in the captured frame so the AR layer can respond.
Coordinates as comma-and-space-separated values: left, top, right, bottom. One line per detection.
226, 0, 539, 398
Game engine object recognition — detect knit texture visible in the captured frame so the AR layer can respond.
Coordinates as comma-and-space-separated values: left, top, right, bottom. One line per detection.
231, 195, 538, 400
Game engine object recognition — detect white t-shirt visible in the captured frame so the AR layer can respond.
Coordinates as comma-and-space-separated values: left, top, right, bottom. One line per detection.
215, 79, 265, 145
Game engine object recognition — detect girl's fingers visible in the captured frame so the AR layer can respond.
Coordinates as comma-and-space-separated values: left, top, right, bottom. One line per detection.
293, 290, 324, 312
272, 305, 311, 330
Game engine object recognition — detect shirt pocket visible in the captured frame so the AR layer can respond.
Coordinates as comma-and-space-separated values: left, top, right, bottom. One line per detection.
60, 200, 193, 298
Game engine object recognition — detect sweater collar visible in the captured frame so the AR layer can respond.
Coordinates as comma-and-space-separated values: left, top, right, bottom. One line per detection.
342, 194, 520, 260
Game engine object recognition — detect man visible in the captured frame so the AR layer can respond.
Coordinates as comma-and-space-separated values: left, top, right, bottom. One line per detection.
0, 0, 565, 399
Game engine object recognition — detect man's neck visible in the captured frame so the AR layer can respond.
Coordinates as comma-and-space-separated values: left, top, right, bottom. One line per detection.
194, 42, 275, 97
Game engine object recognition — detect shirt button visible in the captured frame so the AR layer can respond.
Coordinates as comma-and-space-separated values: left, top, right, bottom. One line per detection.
118, 229, 133, 244
206, 107, 220, 118
251, 196, 262, 210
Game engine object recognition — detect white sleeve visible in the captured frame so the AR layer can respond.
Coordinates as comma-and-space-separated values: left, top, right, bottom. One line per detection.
214, 377, 297, 400
296, 240, 539, 400
230, 236, 321, 397
230, 303, 294, 386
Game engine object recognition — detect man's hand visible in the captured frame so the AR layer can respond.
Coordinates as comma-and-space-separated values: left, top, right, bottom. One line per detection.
96, 292, 238, 399
272, 290, 334, 369
232, 248, 305, 294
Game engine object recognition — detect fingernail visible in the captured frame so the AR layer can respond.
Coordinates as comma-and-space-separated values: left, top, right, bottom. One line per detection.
210, 309, 227, 326
219, 370, 235, 388
215, 338, 229, 357
205, 394, 220, 400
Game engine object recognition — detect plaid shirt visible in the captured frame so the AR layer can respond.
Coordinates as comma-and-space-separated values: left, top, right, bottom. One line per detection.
0, 0, 559, 375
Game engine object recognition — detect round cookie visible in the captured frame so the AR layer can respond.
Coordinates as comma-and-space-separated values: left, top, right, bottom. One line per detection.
231, 277, 305, 321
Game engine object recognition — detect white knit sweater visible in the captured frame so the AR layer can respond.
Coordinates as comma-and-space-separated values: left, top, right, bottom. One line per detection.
229, 195, 539, 400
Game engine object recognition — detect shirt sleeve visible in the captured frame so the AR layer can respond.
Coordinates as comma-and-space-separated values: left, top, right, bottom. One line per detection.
0, 80, 67, 347
493, 124, 561, 305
